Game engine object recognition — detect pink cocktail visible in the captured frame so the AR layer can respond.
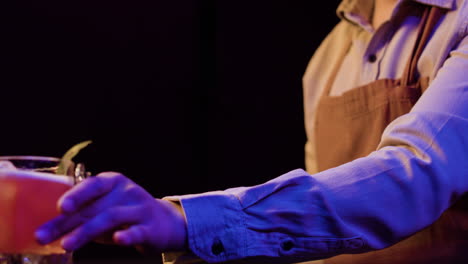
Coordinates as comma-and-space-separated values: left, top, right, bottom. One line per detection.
0, 170, 72, 254
0, 156, 82, 264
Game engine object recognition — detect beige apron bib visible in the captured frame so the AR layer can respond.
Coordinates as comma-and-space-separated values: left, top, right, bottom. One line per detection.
313, 6, 468, 264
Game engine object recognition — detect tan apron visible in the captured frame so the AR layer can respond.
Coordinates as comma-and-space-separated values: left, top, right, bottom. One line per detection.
313, 6, 468, 264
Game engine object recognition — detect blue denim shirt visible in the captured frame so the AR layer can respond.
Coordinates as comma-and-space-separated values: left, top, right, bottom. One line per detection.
164, 0, 468, 262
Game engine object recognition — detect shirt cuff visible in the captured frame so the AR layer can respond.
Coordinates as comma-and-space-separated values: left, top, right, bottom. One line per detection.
164, 191, 246, 263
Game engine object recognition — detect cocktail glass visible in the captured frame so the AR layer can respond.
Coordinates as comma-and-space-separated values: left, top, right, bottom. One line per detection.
0, 156, 88, 264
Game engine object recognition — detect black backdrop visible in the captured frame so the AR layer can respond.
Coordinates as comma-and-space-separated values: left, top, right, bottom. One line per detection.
1, 1, 339, 262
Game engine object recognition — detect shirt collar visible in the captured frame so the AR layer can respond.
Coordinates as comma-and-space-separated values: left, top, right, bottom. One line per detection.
336, 0, 454, 30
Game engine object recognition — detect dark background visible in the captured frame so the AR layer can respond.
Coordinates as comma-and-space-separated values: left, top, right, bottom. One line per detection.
0, 1, 339, 262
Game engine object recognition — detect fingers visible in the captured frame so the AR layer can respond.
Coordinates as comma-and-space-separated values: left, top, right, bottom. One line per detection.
35, 172, 173, 252
37, 187, 124, 244
58, 172, 125, 214
35, 214, 69, 244
114, 225, 148, 246
61, 205, 142, 251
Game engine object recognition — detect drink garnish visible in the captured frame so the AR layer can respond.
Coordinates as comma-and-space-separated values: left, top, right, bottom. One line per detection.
56, 140, 92, 175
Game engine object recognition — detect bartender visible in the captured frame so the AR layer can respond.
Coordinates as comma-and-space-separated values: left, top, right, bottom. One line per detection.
35, 0, 468, 263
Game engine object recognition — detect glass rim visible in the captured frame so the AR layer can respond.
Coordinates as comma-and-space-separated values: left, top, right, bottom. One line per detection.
0, 156, 61, 162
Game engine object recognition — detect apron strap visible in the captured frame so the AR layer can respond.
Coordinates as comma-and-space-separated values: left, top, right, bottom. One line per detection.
401, 6, 444, 86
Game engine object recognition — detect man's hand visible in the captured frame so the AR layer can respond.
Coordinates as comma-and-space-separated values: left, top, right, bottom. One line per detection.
35, 172, 187, 253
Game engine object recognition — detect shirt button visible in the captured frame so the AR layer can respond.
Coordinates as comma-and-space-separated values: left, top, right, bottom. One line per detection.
347, 238, 364, 249
211, 238, 225, 256
281, 240, 294, 251
368, 54, 377, 63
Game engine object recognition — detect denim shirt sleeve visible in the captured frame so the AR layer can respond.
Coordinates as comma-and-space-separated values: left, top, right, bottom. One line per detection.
161, 34, 468, 263
164, 169, 366, 264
